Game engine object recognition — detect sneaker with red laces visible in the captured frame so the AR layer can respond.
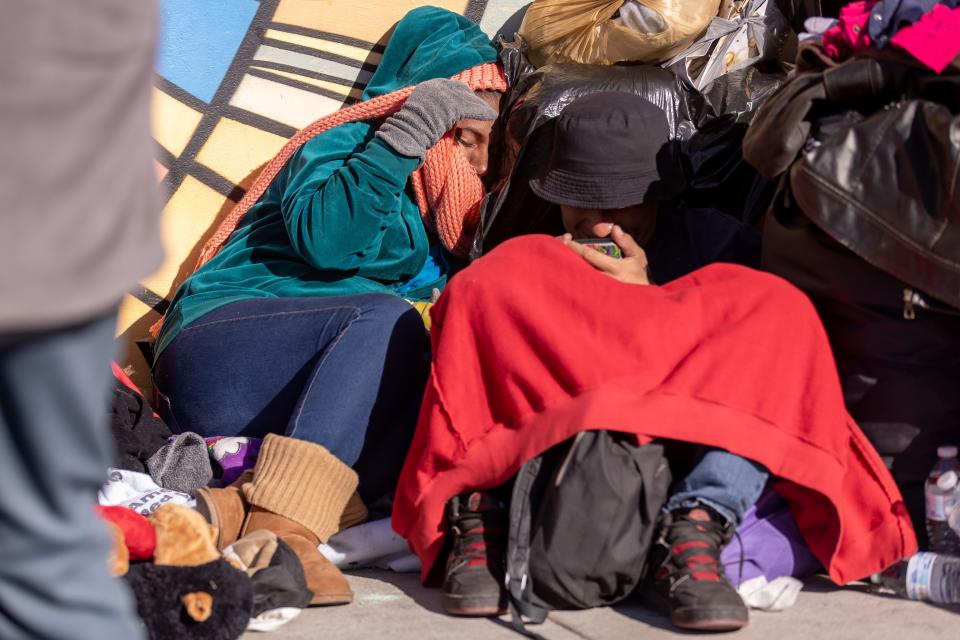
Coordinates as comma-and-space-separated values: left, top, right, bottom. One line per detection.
642, 506, 749, 632
441, 491, 508, 616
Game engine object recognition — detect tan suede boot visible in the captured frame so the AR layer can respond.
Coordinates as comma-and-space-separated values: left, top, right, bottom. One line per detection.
243, 506, 353, 605
193, 470, 252, 550
339, 490, 369, 532
240, 434, 360, 606
195, 459, 369, 549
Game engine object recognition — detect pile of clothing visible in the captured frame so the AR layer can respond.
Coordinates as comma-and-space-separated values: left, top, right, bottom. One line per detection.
96, 502, 312, 638
744, 0, 960, 539
109, 363, 262, 499
101, 369, 312, 637
803, 0, 960, 71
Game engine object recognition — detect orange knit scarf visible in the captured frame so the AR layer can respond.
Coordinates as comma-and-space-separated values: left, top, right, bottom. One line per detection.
194, 62, 507, 271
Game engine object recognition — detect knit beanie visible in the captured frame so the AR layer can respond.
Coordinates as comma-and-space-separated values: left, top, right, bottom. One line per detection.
147, 432, 214, 494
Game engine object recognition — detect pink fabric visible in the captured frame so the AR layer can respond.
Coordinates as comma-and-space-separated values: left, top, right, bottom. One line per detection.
823, 0, 878, 60
891, 4, 960, 72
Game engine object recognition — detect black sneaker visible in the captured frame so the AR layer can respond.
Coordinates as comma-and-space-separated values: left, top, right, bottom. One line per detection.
441, 491, 508, 616
642, 506, 749, 632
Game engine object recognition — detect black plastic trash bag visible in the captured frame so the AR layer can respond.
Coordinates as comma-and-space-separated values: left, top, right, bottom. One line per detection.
478, 34, 789, 255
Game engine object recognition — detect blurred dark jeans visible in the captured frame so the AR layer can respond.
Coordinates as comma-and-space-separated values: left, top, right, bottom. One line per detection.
0, 312, 144, 639
153, 294, 430, 503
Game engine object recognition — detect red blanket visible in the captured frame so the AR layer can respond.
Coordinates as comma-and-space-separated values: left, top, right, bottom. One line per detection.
392, 235, 916, 585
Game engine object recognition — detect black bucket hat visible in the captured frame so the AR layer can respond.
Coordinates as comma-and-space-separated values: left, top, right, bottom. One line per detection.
529, 92, 684, 210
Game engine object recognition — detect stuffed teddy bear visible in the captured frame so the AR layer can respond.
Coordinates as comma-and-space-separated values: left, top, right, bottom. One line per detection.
120, 504, 254, 640
96, 505, 156, 576
104, 519, 131, 577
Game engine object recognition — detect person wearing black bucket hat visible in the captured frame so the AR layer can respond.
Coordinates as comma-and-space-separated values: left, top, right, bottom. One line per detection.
527, 91, 762, 292
529, 92, 689, 287
436, 92, 767, 632
529, 92, 683, 211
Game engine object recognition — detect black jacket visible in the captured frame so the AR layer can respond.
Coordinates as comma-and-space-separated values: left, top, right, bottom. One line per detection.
744, 51, 960, 309
749, 48, 960, 539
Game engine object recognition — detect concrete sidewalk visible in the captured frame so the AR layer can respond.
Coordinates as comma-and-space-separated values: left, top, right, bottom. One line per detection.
244, 570, 959, 639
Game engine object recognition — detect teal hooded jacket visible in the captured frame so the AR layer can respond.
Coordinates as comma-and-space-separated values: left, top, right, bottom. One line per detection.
155, 7, 497, 360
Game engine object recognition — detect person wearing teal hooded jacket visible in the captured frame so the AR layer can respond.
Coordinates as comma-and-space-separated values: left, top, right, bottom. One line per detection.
152, 7, 504, 507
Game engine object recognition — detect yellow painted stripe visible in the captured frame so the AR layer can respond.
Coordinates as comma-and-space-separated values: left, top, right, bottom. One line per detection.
141, 176, 230, 298
274, 0, 469, 44
151, 88, 202, 157
195, 118, 288, 185
116, 294, 157, 340
265, 28, 383, 66
250, 66, 364, 101
114, 294, 159, 394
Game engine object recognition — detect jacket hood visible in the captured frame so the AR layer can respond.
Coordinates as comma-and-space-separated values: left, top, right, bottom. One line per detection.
362, 6, 498, 100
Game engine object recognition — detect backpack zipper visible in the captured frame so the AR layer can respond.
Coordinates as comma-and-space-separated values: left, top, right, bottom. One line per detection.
903, 287, 919, 320
902, 287, 960, 320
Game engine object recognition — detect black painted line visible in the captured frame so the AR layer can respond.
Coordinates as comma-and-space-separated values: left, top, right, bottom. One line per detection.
188, 162, 246, 202
135, 340, 155, 368
154, 143, 176, 169
132, 286, 170, 316
260, 37, 379, 73
250, 59, 366, 90
154, 75, 208, 113
465, 0, 489, 24
221, 105, 298, 139
268, 22, 386, 53
161, 0, 280, 205
247, 67, 351, 103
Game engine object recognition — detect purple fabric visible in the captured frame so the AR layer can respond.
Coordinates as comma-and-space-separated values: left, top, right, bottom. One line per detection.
205, 436, 262, 486
721, 488, 822, 586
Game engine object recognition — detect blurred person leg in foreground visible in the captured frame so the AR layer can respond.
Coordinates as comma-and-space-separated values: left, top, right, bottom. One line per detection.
0, 1, 162, 637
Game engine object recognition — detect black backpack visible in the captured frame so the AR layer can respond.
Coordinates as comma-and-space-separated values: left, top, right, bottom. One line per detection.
505, 430, 671, 635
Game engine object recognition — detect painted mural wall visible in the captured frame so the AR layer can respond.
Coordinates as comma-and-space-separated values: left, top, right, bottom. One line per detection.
120, 0, 529, 391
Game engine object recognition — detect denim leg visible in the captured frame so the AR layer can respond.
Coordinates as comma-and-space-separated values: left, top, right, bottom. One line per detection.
153, 294, 429, 502
0, 314, 144, 640
663, 448, 769, 526
285, 294, 429, 501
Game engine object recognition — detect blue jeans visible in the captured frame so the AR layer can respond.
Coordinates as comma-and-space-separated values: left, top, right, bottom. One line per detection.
152, 294, 430, 502
0, 313, 144, 640
664, 448, 769, 526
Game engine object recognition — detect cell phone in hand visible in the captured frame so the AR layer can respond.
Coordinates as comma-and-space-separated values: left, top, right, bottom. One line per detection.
574, 238, 623, 259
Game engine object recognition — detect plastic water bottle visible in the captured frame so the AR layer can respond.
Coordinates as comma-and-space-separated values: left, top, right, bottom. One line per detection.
925, 445, 960, 555
870, 552, 960, 604
950, 494, 960, 539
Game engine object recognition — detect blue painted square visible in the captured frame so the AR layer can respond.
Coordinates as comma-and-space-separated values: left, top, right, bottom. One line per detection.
156, 0, 260, 103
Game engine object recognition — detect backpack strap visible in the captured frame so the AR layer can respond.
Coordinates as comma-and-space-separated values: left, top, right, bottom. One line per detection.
506, 455, 549, 638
